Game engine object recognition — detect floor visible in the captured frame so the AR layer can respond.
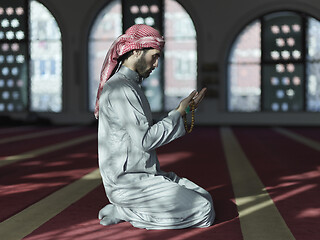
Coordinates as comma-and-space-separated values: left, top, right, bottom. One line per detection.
0, 125, 319, 240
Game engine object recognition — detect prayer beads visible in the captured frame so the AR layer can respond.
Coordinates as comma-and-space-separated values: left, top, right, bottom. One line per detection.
183, 100, 195, 133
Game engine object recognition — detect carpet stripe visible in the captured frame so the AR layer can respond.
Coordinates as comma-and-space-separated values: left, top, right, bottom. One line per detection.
0, 127, 79, 144
220, 127, 295, 240
232, 127, 320, 240
0, 133, 97, 167
0, 140, 98, 222
0, 126, 35, 135
274, 127, 320, 151
0, 168, 102, 240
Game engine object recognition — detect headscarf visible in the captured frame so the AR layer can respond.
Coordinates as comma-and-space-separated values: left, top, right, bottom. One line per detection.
94, 24, 165, 119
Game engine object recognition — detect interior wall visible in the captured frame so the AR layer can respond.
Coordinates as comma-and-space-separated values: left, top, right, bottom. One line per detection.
8, 0, 320, 125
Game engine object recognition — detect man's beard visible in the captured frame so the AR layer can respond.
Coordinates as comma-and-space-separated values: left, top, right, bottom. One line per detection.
136, 56, 152, 78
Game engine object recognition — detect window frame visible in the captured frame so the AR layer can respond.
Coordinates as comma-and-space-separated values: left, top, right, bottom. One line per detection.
227, 10, 320, 113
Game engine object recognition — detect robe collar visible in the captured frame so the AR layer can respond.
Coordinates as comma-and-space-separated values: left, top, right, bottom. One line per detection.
118, 65, 143, 84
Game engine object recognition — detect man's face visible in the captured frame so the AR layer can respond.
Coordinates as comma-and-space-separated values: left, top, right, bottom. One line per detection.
135, 49, 161, 78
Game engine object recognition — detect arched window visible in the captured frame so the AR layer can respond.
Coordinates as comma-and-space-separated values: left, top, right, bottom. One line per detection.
0, 0, 62, 113
228, 11, 320, 112
29, 1, 62, 112
88, 0, 122, 112
164, 0, 197, 110
88, 0, 197, 112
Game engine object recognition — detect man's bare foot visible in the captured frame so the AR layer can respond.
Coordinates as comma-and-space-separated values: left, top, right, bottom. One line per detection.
98, 204, 122, 226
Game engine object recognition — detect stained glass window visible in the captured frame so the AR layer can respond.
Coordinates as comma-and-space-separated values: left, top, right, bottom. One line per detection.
0, 1, 28, 112
88, 0, 197, 112
122, 0, 164, 112
262, 12, 304, 112
0, 0, 62, 113
228, 11, 320, 112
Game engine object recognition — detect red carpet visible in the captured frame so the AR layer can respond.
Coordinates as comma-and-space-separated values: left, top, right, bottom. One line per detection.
0, 139, 98, 222
0, 126, 42, 138
0, 127, 94, 157
1, 126, 319, 239
232, 127, 320, 240
22, 127, 242, 240
286, 126, 320, 142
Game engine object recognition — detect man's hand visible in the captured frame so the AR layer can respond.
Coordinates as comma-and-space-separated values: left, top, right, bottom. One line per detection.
193, 88, 207, 108
177, 88, 207, 116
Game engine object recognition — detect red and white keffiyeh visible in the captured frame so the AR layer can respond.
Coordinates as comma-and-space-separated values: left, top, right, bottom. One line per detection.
94, 24, 165, 119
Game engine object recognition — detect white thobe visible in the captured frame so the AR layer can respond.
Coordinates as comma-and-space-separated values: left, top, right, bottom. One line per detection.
98, 66, 215, 229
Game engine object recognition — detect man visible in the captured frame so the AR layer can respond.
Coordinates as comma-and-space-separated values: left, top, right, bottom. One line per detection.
95, 24, 215, 229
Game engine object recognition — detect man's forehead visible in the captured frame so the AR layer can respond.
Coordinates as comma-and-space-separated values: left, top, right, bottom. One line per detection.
148, 49, 161, 55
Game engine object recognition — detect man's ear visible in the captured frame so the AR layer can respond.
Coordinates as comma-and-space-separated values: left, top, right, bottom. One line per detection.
133, 49, 143, 58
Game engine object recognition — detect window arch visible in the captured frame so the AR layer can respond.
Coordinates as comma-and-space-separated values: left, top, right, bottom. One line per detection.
88, 0, 197, 112
228, 11, 320, 112
88, 0, 122, 112
29, 0, 62, 112
0, 0, 62, 113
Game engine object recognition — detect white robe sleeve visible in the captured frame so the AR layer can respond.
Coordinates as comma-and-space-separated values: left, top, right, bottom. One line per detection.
108, 83, 185, 151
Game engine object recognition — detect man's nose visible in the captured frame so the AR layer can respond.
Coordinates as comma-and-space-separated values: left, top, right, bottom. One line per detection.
153, 58, 159, 68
